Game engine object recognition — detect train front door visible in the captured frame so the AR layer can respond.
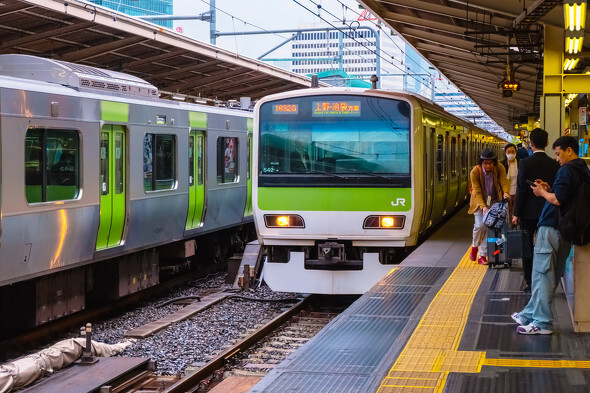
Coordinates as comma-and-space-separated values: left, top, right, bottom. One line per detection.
96, 125, 126, 250
186, 130, 206, 229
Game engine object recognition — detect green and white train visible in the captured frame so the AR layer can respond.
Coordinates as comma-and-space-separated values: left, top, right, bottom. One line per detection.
253, 87, 503, 294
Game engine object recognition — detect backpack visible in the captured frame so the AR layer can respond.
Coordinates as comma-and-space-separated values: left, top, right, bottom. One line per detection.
483, 200, 508, 230
558, 166, 590, 245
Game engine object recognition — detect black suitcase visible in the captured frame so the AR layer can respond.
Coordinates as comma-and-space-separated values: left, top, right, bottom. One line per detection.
505, 229, 533, 260
486, 227, 511, 269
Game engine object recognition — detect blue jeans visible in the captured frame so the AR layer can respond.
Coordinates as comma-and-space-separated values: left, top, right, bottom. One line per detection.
518, 226, 571, 330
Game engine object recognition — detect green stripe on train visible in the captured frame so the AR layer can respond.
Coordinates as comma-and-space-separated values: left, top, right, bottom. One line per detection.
258, 187, 412, 211
190, 111, 207, 129
101, 101, 129, 122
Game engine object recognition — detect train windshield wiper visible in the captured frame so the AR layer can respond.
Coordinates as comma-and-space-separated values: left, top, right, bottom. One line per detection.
346, 169, 392, 180
308, 169, 350, 180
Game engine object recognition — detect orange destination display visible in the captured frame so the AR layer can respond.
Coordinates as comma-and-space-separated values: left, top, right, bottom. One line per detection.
312, 101, 361, 117
271, 104, 298, 114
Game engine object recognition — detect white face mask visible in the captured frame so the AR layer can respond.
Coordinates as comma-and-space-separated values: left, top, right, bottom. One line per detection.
506, 153, 516, 161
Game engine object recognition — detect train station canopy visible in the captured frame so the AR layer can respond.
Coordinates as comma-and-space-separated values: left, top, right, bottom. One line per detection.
360, 0, 566, 133
0, 0, 318, 103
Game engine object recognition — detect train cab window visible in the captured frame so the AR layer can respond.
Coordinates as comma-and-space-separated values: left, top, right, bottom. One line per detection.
258, 95, 411, 187
143, 134, 176, 191
436, 134, 444, 183
25, 128, 80, 203
451, 137, 457, 176
217, 137, 239, 184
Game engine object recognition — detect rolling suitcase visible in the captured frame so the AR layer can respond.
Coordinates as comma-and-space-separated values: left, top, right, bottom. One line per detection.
486, 227, 511, 269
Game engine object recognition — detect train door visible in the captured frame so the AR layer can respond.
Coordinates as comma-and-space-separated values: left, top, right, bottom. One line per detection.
186, 130, 206, 229
96, 125, 126, 250
445, 133, 459, 212
244, 131, 253, 216
420, 126, 435, 232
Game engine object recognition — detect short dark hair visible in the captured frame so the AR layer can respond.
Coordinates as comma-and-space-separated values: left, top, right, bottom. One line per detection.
552, 135, 579, 155
529, 128, 548, 149
517, 142, 523, 148
504, 143, 517, 153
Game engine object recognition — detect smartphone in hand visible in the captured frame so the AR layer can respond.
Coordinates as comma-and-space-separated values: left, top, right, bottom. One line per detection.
526, 179, 536, 186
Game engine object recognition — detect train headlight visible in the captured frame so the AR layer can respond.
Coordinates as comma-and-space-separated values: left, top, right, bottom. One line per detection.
264, 214, 305, 228
363, 215, 405, 229
381, 217, 395, 227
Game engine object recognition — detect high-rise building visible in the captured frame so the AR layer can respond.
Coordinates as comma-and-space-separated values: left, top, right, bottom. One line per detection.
290, 22, 405, 91
86, 0, 173, 29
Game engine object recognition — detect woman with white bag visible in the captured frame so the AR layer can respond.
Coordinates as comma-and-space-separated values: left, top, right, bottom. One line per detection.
468, 148, 511, 265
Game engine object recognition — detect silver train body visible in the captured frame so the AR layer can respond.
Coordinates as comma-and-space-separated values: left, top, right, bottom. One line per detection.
253, 88, 503, 294
0, 55, 253, 333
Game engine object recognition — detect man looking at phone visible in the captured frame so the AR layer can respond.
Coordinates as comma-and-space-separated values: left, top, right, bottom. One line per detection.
512, 128, 560, 291
512, 136, 590, 334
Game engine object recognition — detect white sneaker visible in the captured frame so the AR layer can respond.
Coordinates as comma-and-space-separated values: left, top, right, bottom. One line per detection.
511, 312, 525, 325
516, 323, 553, 335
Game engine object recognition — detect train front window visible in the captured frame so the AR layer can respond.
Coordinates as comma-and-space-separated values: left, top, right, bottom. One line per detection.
259, 95, 411, 187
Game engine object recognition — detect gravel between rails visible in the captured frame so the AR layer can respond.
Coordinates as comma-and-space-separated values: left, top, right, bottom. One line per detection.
84, 273, 302, 375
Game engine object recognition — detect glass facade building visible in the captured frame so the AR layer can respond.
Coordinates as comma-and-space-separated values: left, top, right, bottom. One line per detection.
87, 0, 173, 28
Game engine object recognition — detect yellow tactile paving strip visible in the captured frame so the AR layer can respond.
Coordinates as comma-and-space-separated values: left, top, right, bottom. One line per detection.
376, 249, 590, 393
376, 250, 487, 393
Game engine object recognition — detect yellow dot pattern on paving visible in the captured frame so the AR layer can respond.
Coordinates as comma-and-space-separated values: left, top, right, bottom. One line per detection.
376, 250, 487, 393
483, 358, 590, 368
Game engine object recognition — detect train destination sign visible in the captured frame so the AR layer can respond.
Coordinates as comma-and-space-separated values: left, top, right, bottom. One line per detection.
312, 101, 361, 117
272, 104, 299, 114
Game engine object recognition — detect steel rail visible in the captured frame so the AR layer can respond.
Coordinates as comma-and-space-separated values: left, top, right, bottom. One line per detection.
163, 295, 311, 393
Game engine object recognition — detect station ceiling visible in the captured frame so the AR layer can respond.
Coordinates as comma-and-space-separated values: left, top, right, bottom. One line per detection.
0, 0, 316, 102
360, 0, 568, 133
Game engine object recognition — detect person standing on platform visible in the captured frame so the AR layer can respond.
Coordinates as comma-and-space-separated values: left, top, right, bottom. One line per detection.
468, 148, 511, 265
512, 136, 590, 334
512, 128, 560, 292
501, 143, 519, 225
516, 142, 530, 160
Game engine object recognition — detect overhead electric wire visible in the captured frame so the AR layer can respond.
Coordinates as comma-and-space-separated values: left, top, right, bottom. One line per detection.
330, 0, 509, 133
293, 0, 494, 127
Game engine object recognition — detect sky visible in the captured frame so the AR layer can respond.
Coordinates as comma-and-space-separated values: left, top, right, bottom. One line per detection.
172, 0, 368, 59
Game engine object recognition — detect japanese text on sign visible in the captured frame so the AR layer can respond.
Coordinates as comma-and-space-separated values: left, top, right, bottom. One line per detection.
312, 101, 361, 117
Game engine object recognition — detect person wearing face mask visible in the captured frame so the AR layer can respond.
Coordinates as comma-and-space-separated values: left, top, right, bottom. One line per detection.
501, 143, 519, 225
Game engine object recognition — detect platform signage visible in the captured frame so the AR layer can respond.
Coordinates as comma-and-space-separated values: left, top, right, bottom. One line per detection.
580, 106, 586, 126
312, 101, 361, 117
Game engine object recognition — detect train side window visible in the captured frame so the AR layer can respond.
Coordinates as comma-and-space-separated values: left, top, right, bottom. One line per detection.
143, 133, 176, 192
462, 139, 467, 174
451, 136, 457, 176
197, 135, 204, 185
436, 134, 444, 183
217, 137, 239, 184
25, 128, 80, 203
188, 136, 195, 187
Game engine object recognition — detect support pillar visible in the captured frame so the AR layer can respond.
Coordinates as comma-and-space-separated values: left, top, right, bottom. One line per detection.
542, 25, 565, 157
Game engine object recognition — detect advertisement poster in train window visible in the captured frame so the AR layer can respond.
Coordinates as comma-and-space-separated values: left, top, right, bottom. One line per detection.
224, 137, 236, 176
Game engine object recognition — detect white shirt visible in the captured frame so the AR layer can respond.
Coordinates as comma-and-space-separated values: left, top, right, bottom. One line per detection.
507, 160, 518, 195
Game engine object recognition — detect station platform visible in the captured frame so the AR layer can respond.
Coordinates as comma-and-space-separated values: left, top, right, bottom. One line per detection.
250, 207, 590, 393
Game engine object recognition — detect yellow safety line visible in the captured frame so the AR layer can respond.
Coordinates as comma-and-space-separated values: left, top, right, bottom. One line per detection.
376, 250, 487, 393
376, 248, 590, 393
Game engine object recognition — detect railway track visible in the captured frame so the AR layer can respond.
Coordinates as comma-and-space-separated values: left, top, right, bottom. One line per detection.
38, 295, 354, 393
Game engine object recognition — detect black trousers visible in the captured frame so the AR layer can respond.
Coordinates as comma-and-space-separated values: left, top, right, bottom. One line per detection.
520, 218, 538, 286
